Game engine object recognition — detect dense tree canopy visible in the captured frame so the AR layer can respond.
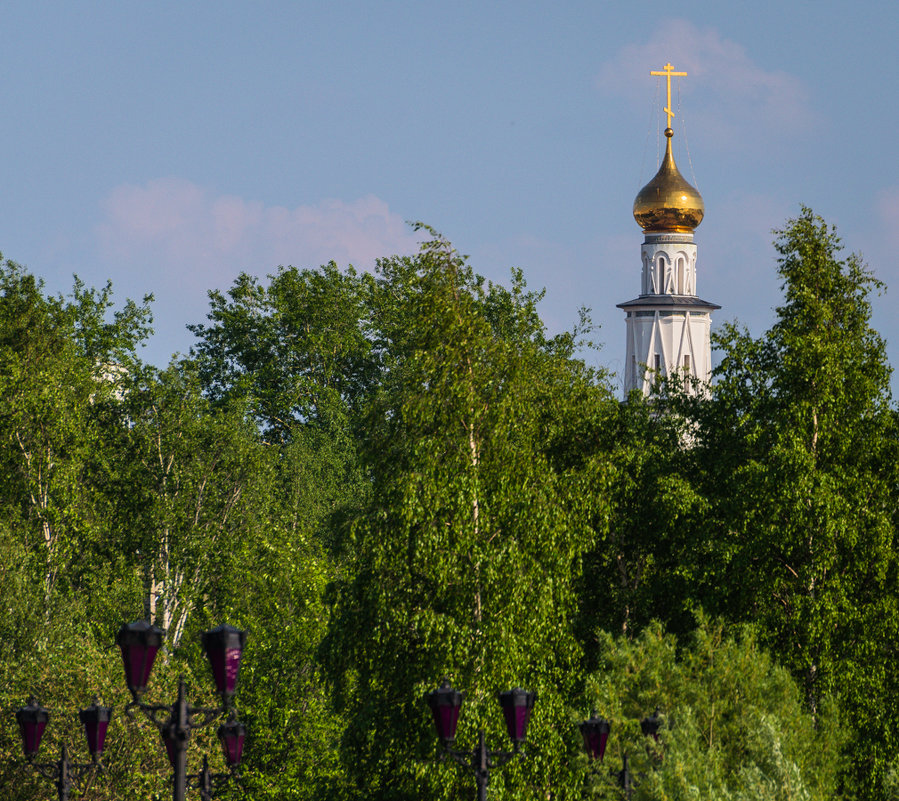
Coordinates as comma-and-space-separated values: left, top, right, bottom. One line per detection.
581, 619, 840, 801
1, 210, 898, 801
668, 209, 899, 797
319, 230, 617, 800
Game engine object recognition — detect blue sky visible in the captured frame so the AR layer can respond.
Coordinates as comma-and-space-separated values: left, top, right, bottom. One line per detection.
2, 1, 897, 393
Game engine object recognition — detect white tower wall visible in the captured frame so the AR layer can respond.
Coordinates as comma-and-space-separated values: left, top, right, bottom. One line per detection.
619, 232, 718, 396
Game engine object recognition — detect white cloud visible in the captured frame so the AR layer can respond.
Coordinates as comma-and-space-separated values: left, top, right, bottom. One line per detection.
597, 19, 815, 148
92, 178, 421, 364
96, 177, 420, 291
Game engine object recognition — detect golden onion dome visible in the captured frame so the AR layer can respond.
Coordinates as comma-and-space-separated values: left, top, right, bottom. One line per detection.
633, 128, 704, 233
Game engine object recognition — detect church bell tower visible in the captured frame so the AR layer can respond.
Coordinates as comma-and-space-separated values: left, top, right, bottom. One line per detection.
618, 64, 719, 396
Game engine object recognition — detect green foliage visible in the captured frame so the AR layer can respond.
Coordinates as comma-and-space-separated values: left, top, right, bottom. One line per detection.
185, 260, 383, 798
320, 229, 617, 800
188, 262, 378, 445
579, 620, 840, 801
206, 424, 351, 800
0, 262, 148, 619
109, 359, 273, 647
3, 209, 899, 801
0, 258, 166, 800
670, 208, 899, 799
577, 394, 706, 648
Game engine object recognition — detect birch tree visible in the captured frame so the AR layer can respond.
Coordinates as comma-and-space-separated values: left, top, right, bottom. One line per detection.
678, 208, 899, 800
321, 230, 618, 800
0, 261, 150, 616
114, 360, 269, 648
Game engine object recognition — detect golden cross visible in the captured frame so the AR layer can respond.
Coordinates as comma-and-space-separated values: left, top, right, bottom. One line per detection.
650, 62, 687, 130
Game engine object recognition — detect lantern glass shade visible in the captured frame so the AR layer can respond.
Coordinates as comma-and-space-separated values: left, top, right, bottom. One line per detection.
160, 727, 179, 769
579, 714, 612, 761
16, 699, 49, 758
426, 679, 463, 744
218, 718, 247, 767
116, 620, 164, 697
79, 700, 113, 758
202, 625, 247, 700
498, 687, 536, 745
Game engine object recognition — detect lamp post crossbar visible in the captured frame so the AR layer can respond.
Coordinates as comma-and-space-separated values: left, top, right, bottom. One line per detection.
426, 680, 536, 801
440, 729, 521, 801
127, 676, 231, 801
187, 754, 241, 801
126, 681, 224, 728
26, 743, 100, 801
15, 696, 112, 801
579, 709, 662, 800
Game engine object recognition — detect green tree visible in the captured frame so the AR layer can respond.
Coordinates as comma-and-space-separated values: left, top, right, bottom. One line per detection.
0, 262, 151, 612
320, 230, 618, 800
186, 257, 386, 798
108, 359, 271, 647
0, 259, 164, 800
103, 358, 349, 800
207, 418, 361, 800
188, 262, 378, 446
576, 394, 705, 649
183, 261, 384, 798
675, 208, 899, 798
578, 619, 840, 801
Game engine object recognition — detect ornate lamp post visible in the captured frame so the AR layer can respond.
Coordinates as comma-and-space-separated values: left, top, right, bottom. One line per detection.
15, 696, 112, 801
116, 620, 248, 801
188, 715, 247, 801
426, 678, 536, 801
579, 709, 661, 799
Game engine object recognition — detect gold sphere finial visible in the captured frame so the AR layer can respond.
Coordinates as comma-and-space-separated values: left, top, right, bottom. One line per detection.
633, 129, 704, 233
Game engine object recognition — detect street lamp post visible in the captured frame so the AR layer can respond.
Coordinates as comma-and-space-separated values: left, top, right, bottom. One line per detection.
187, 716, 247, 801
426, 678, 536, 801
579, 709, 661, 799
15, 696, 112, 801
116, 620, 248, 801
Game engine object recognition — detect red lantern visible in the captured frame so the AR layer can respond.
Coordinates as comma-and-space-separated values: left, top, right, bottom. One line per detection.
218, 717, 247, 767
579, 713, 611, 761
425, 679, 464, 745
201, 625, 247, 702
498, 687, 536, 746
16, 698, 49, 759
116, 620, 164, 698
79, 699, 113, 759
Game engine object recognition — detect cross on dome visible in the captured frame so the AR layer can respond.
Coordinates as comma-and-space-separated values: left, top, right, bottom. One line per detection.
650, 62, 687, 130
